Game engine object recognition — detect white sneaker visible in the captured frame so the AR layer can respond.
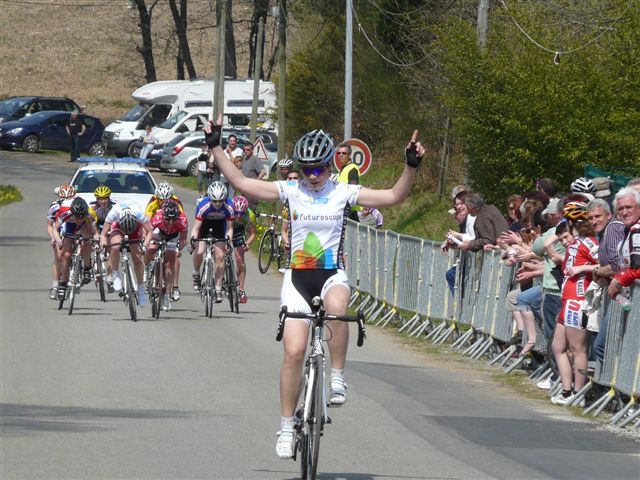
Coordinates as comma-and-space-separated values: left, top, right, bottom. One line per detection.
278, 268, 286, 274
537, 377, 553, 390
329, 376, 347, 406
137, 285, 147, 308
550, 392, 584, 407
275, 428, 295, 459
112, 272, 122, 292
162, 294, 171, 311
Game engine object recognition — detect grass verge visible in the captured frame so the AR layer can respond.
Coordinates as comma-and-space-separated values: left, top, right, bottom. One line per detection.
0, 185, 23, 206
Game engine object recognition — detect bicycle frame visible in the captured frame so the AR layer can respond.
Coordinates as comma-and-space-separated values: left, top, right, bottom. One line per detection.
58, 233, 90, 314
276, 297, 366, 480
192, 234, 225, 318
111, 236, 141, 322
147, 239, 168, 318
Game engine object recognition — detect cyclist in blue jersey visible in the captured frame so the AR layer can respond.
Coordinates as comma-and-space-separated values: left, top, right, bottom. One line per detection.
191, 181, 235, 303
204, 119, 425, 459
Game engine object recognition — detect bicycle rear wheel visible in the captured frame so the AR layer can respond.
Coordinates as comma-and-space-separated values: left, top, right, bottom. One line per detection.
258, 229, 274, 274
68, 255, 81, 315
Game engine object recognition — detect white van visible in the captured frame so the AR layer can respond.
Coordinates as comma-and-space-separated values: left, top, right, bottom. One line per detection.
102, 79, 276, 156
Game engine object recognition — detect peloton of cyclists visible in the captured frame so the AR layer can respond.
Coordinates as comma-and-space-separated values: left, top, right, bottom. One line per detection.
230, 195, 256, 303
202, 117, 424, 459
191, 181, 235, 303
100, 201, 151, 307
143, 200, 188, 310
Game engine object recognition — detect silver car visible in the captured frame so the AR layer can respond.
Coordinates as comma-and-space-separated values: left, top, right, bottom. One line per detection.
160, 131, 277, 176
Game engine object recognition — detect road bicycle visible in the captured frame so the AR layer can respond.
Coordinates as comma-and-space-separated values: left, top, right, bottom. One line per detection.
221, 241, 240, 313
91, 239, 107, 303
257, 213, 285, 274
192, 231, 225, 318
145, 239, 172, 319
58, 234, 92, 315
276, 297, 366, 480
110, 236, 141, 322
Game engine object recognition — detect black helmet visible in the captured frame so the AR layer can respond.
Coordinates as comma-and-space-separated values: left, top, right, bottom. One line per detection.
70, 197, 88, 217
163, 200, 180, 220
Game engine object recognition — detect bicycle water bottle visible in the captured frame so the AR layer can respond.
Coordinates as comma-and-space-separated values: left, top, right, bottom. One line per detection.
615, 287, 632, 312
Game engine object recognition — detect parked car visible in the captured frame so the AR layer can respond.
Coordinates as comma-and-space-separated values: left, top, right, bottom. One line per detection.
69, 158, 157, 208
160, 131, 254, 176
0, 96, 81, 124
0, 111, 105, 155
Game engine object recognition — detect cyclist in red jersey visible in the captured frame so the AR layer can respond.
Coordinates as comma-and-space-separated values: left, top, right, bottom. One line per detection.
144, 200, 188, 310
47, 185, 76, 299
548, 199, 599, 406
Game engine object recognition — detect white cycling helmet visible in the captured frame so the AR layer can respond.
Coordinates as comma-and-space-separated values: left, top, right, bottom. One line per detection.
207, 181, 227, 201
278, 157, 293, 168
155, 182, 174, 200
292, 129, 335, 166
119, 209, 138, 235
570, 177, 595, 194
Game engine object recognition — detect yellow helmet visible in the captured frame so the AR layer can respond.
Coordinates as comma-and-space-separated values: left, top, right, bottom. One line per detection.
94, 185, 112, 198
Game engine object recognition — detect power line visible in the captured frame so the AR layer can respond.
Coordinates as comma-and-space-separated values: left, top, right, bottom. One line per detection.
499, 0, 637, 58
351, 2, 431, 68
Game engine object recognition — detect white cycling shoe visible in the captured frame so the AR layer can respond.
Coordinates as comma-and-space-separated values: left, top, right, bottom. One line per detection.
329, 377, 347, 407
276, 428, 295, 459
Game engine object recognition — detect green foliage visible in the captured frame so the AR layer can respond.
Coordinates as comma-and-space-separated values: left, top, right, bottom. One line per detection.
0, 185, 23, 206
432, 1, 640, 204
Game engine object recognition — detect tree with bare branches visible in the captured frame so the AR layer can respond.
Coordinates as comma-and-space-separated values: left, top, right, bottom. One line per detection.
131, 0, 161, 83
168, 0, 197, 80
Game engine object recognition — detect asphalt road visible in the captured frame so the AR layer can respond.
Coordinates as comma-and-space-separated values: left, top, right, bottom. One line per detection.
1, 151, 638, 479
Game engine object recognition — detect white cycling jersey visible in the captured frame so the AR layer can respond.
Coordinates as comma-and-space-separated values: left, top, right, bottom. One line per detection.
105, 200, 149, 224
276, 179, 361, 270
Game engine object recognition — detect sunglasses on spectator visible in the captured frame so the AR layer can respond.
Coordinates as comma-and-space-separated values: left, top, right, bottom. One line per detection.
301, 165, 328, 176
337, 151, 349, 156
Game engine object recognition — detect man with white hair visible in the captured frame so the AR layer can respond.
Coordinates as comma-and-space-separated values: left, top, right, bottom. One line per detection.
608, 187, 640, 298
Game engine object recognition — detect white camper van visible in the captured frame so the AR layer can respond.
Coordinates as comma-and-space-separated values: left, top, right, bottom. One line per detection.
102, 79, 276, 156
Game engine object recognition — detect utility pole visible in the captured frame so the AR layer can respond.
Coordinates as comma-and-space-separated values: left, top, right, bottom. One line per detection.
344, 0, 353, 140
250, 16, 264, 142
277, 1, 287, 162
213, 0, 226, 119
477, 0, 489, 50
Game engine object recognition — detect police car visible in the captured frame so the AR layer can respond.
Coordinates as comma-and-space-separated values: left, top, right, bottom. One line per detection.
69, 157, 158, 209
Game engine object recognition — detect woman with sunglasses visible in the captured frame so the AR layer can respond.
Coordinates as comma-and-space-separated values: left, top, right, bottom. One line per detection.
204, 120, 425, 459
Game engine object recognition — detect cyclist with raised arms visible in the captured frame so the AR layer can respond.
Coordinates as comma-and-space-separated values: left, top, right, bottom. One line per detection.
146, 182, 185, 301
203, 118, 424, 459
144, 200, 188, 310
100, 201, 151, 307
230, 195, 256, 303
191, 181, 235, 303
53, 197, 98, 300
47, 185, 76, 299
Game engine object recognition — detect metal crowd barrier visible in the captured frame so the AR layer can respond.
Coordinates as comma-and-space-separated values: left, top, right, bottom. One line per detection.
344, 219, 639, 427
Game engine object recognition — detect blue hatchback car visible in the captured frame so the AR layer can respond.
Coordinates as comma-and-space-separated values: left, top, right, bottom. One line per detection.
0, 111, 105, 155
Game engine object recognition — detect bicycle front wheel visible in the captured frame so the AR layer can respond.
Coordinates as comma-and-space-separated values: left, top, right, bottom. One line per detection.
225, 256, 239, 313
125, 262, 137, 322
309, 356, 324, 479
68, 256, 81, 315
206, 259, 215, 318
300, 357, 323, 480
258, 229, 274, 274
95, 255, 106, 302
153, 260, 163, 320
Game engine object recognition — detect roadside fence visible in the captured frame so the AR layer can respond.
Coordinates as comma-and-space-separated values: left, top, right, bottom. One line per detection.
344, 220, 639, 428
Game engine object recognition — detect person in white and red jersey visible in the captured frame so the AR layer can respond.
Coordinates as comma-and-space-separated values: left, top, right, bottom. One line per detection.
46, 185, 76, 299
144, 200, 188, 310
101, 201, 151, 307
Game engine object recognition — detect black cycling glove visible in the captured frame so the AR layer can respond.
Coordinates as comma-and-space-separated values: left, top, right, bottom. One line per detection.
204, 122, 222, 148
404, 142, 421, 168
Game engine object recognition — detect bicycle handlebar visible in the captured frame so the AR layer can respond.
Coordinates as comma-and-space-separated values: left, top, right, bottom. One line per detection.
276, 300, 366, 347
258, 213, 283, 221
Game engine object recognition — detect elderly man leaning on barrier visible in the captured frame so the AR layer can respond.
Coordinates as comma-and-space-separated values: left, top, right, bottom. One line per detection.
608, 187, 640, 299
459, 192, 509, 252
587, 198, 626, 362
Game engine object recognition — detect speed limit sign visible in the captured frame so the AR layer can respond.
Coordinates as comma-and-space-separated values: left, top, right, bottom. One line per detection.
333, 138, 372, 175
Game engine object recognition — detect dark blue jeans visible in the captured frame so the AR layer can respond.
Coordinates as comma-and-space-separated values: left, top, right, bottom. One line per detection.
446, 265, 456, 296
591, 295, 611, 362
69, 135, 80, 162
542, 292, 561, 341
